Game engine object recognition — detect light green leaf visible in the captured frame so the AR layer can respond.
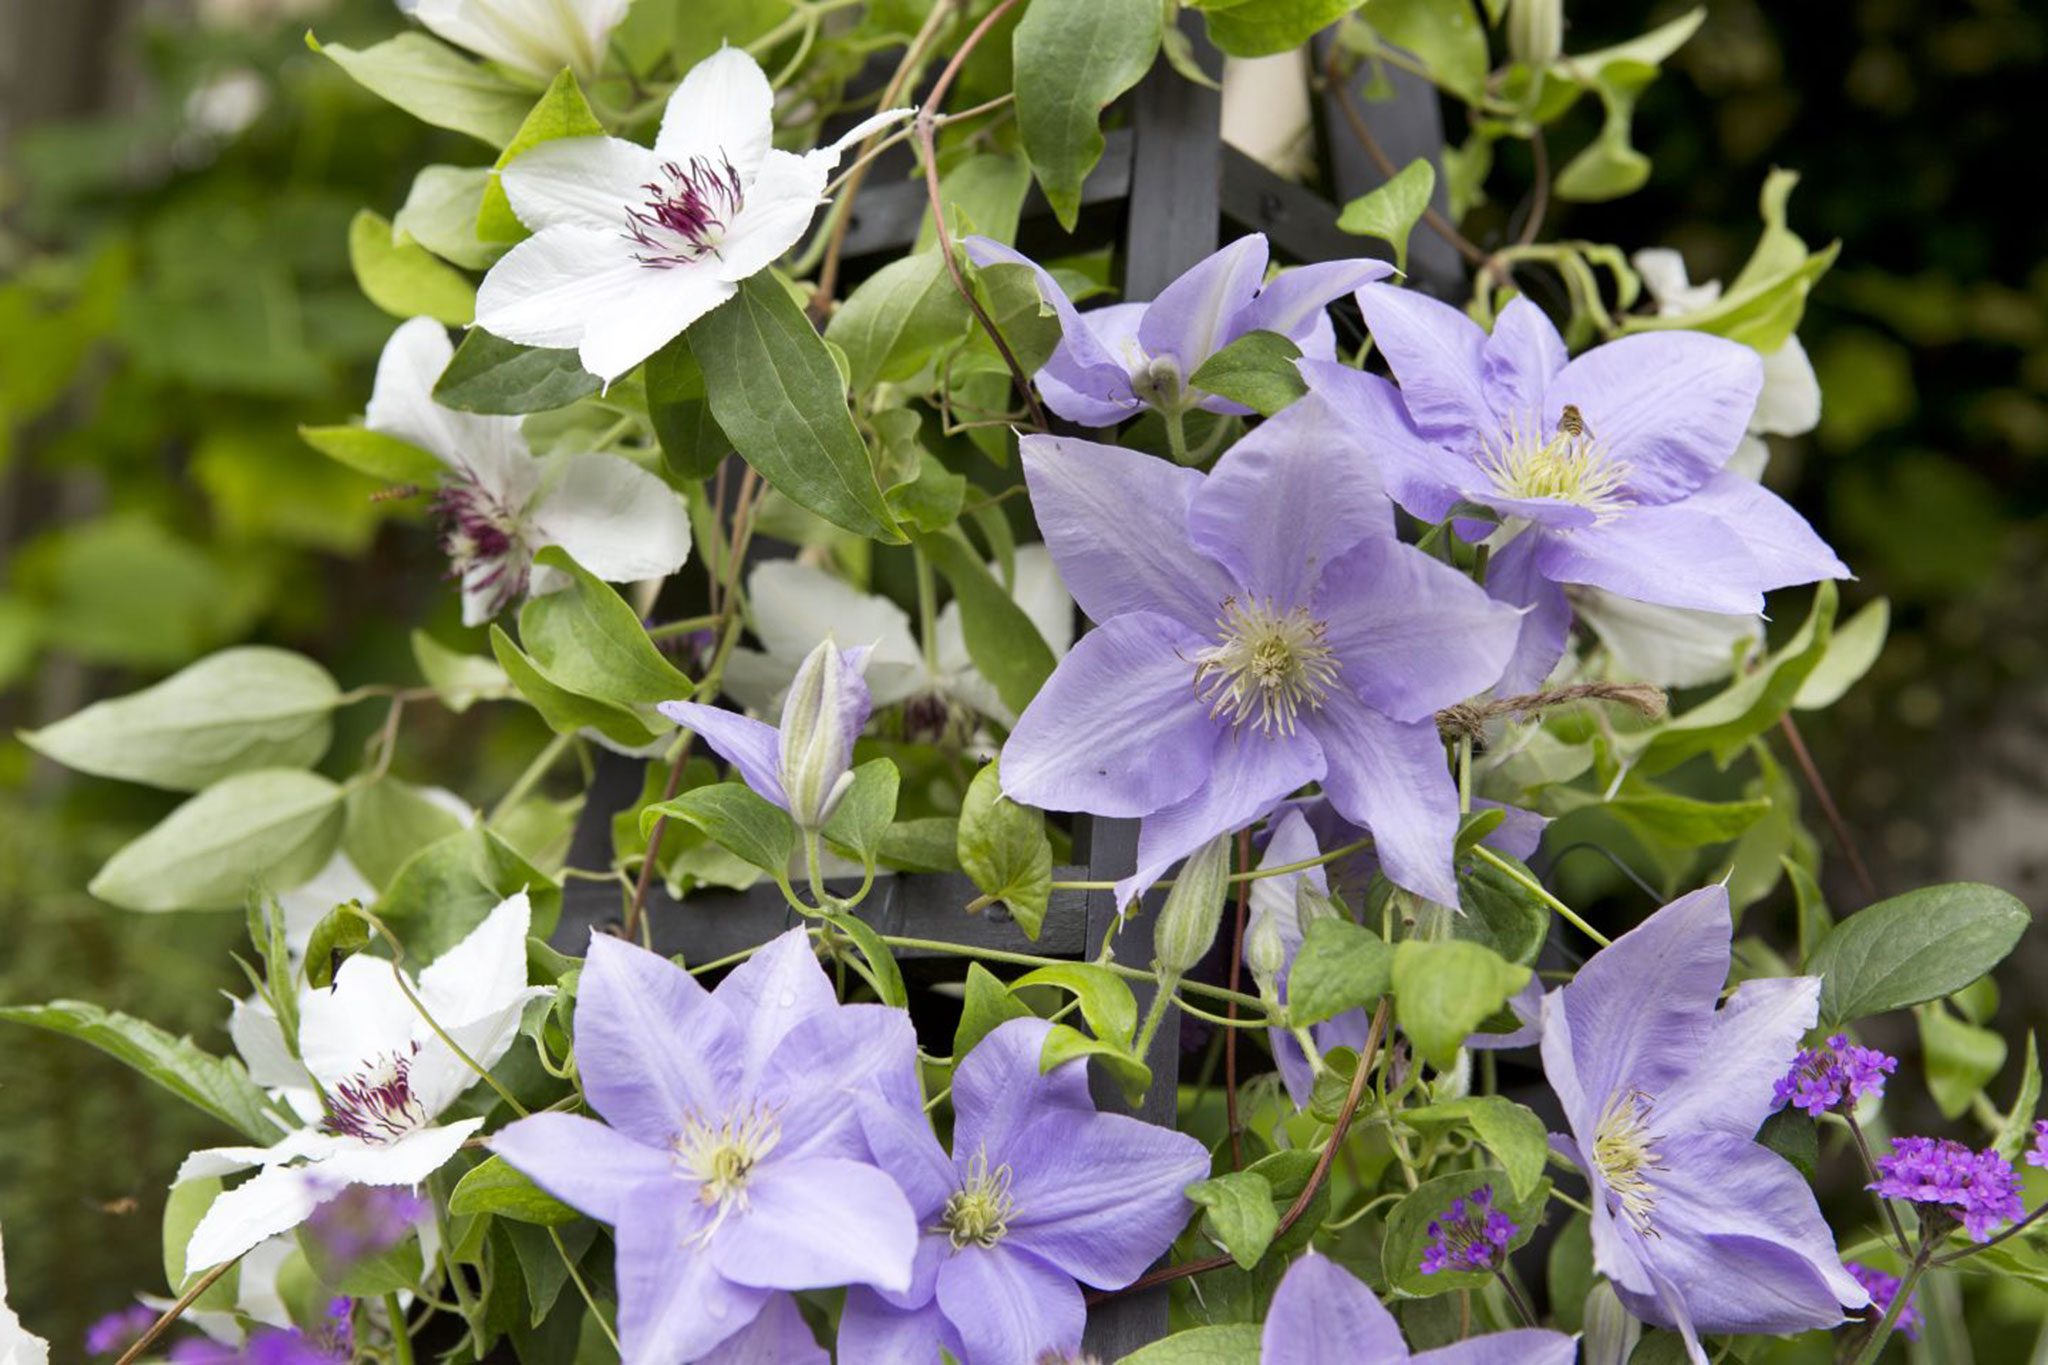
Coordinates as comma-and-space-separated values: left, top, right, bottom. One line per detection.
1186, 1171, 1279, 1270
692, 275, 904, 543
820, 909, 908, 1008
915, 153, 1033, 252
163, 1178, 241, 1304
23, 647, 339, 791
824, 252, 969, 392
1993, 1033, 2041, 1163
1809, 882, 2031, 1026
298, 423, 445, 484
1116, 1325, 1262, 1364
1336, 159, 1437, 272
449, 1155, 582, 1225
374, 822, 562, 959
1794, 596, 1889, 710
304, 900, 372, 990
395, 164, 501, 270
1392, 939, 1530, 1070
1362, 0, 1489, 104
822, 757, 901, 868
348, 209, 475, 325
1454, 850, 1549, 966
412, 630, 514, 713
1186, 329, 1307, 417
1014, 963, 1138, 1049
1921, 1007, 2008, 1120
314, 32, 532, 146
490, 625, 661, 747
879, 816, 963, 873
520, 546, 693, 706
1582, 789, 1771, 846
1197, 0, 1362, 58
643, 782, 795, 878
434, 327, 601, 414
477, 70, 606, 242
913, 530, 1056, 715
953, 963, 1031, 1060
90, 769, 345, 912
1287, 917, 1392, 1026
343, 777, 468, 889
957, 759, 1053, 940
1014, 0, 1163, 229
970, 259, 1068, 379
1039, 1021, 1151, 1107
1552, 62, 1656, 203
1403, 1096, 1550, 1200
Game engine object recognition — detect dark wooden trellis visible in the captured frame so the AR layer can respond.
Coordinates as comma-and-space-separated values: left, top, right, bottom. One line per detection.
556, 20, 1451, 1354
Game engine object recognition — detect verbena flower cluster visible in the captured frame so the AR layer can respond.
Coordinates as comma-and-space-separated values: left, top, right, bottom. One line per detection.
1869, 1137, 2027, 1242
1772, 1034, 1900, 1116
1420, 1185, 1518, 1276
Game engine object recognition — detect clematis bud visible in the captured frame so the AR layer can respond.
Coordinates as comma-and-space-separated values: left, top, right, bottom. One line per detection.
1507, 0, 1563, 69
1152, 835, 1232, 978
1581, 1280, 1642, 1365
1293, 882, 1343, 938
1245, 911, 1287, 998
777, 640, 873, 831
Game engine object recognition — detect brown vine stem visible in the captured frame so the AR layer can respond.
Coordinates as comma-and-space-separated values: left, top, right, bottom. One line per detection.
114, 1254, 245, 1365
1778, 713, 1878, 901
1088, 997, 1390, 1303
912, 0, 1049, 431
1224, 828, 1252, 1171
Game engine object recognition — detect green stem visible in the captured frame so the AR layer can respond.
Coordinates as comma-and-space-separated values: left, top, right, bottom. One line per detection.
384, 1293, 416, 1365
489, 731, 572, 826
914, 546, 941, 675
1134, 973, 1179, 1056
1472, 845, 1611, 947
1846, 1253, 1929, 1365
1163, 403, 1192, 465
550, 1227, 621, 1354
647, 613, 719, 639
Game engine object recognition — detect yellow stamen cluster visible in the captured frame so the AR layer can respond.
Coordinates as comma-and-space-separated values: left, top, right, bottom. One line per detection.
674, 1104, 783, 1239
940, 1149, 1016, 1250
1479, 410, 1629, 518
1189, 597, 1340, 738
1593, 1087, 1665, 1236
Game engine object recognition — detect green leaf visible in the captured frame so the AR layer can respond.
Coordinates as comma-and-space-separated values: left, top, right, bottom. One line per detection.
22, 646, 339, 792
1552, 62, 1656, 203
434, 327, 602, 414
878, 816, 963, 873
520, 547, 692, 706
90, 769, 345, 912
343, 777, 467, 889
1382, 1167, 1546, 1295
1993, 1033, 2041, 1163
163, 1178, 241, 1303
1186, 1171, 1279, 1270
1186, 330, 1306, 417
1403, 1096, 1550, 1200
822, 757, 901, 867
1197, 0, 1362, 58
971, 260, 1067, 378
1286, 917, 1392, 1026
0, 1001, 282, 1141
953, 963, 1032, 1060
374, 823, 562, 959
1391, 939, 1531, 1070
304, 900, 372, 990
1921, 1007, 2008, 1120
692, 275, 904, 543
1014, 963, 1138, 1048
349, 209, 475, 326
1039, 1021, 1150, 1107
1116, 1325, 1262, 1364
489, 625, 661, 747
450, 1155, 582, 1225
1809, 882, 2031, 1026
645, 334, 730, 481
1580, 789, 1771, 846
1794, 596, 1889, 710
1336, 160, 1437, 272
477, 70, 605, 242
643, 782, 795, 878
957, 759, 1053, 939
1013, 0, 1163, 229
912, 530, 1056, 714
413, 630, 514, 713
1628, 1331, 1692, 1365
395, 165, 500, 270
1757, 1107, 1818, 1179
820, 909, 908, 1008
915, 152, 1033, 252
1454, 850, 1549, 967
824, 252, 970, 393
314, 32, 532, 146
298, 423, 445, 484
1362, 0, 1489, 103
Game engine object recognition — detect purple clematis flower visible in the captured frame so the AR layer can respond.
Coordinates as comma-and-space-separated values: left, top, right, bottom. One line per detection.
490, 928, 921, 1362
1542, 885, 1867, 1364
1306, 287, 1848, 691
964, 234, 1391, 426
999, 409, 1520, 908
1247, 809, 1377, 1106
1262, 1252, 1576, 1364
696, 1294, 827, 1364
838, 1017, 1209, 1365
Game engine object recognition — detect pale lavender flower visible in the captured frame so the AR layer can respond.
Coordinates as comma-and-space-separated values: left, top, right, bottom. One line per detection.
1419, 1185, 1518, 1276
167, 1325, 346, 1364
838, 1018, 1209, 1365
1771, 1034, 1898, 1117
85, 1305, 157, 1357
491, 928, 921, 1361
1306, 289, 1848, 691
1261, 1253, 1574, 1364
1247, 810, 1375, 1106
1542, 885, 1868, 1364
999, 411, 1520, 908
1869, 1136, 2025, 1242
697, 1294, 826, 1364
304, 1186, 427, 1267
2028, 1120, 2048, 1169
1845, 1263, 1921, 1343
964, 234, 1391, 426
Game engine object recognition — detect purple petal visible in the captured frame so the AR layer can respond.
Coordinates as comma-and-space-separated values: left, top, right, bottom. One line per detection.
1237, 258, 1397, 351
614, 1194, 770, 1362
1478, 798, 1549, 862
1000, 611, 1217, 818
576, 933, 739, 1144
1249, 808, 1327, 969
1137, 234, 1269, 370
1002, 1107, 1207, 1288
1416, 1330, 1579, 1365
964, 238, 1134, 418
1466, 975, 1546, 1052
1355, 283, 1494, 442
1533, 505, 1769, 615
1301, 361, 1482, 524
1019, 434, 1238, 629
712, 1156, 918, 1294
1546, 331, 1762, 505
1315, 535, 1520, 722
1677, 472, 1850, 589
934, 1243, 1086, 1365
714, 927, 838, 1094
952, 1017, 1096, 1171
837, 1290, 957, 1365
488, 1113, 670, 1224
656, 701, 788, 808
1539, 886, 1731, 1136
1261, 1254, 1406, 1364
696, 1293, 827, 1364
1484, 530, 1574, 694
763, 1003, 924, 1163
1035, 302, 1147, 426
859, 1104, 962, 1224
1118, 729, 1326, 907
1185, 393, 1395, 609
1308, 695, 1459, 906
1653, 975, 1819, 1141
1479, 297, 1568, 430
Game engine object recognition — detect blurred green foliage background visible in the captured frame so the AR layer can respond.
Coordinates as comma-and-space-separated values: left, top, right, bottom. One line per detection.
2, 0, 2042, 1354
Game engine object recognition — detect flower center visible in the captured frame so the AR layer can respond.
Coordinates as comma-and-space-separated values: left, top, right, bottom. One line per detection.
433, 472, 530, 615
939, 1150, 1015, 1250
1592, 1088, 1664, 1236
626, 156, 745, 267
1189, 596, 1339, 738
673, 1105, 782, 1238
1479, 406, 1629, 517
323, 1045, 428, 1145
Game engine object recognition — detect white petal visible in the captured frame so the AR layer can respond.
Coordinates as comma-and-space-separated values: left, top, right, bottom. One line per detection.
365, 318, 530, 482
709, 150, 828, 284
577, 260, 735, 383
1631, 247, 1721, 316
1725, 434, 1770, 482
1574, 588, 1763, 688
231, 1237, 297, 1329
529, 452, 693, 584
749, 560, 920, 671
1751, 335, 1820, 437
1011, 544, 1075, 657
317, 1118, 485, 1188
821, 106, 918, 160
298, 953, 422, 1093
185, 1163, 333, 1270
417, 891, 534, 1029
722, 648, 790, 714
229, 995, 308, 1093
502, 135, 657, 233
410, 0, 624, 80
657, 45, 775, 176
475, 225, 651, 352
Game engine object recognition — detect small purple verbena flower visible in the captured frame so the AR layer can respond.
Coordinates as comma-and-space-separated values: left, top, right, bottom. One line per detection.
2027, 1119, 2048, 1170
1772, 1034, 1899, 1117
167, 1326, 348, 1365
85, 1304, 158, 1357
1262, 1253, 1574, 1364
1420, 1185, 1519, 1276
963, 234, 1392, 427
1869, 1136, 2026, 1242
305, 1186, 426, 1267
1846, 1263, 1922, 1343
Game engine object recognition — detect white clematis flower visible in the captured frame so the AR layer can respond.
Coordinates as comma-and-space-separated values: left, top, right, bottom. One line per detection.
181, 893, 548, 1270
1, 1221, 50, 1365
395, 0, 630, 83
368, 317, 691, 625
724, 546, 1073, 733
475, 45, 913, 383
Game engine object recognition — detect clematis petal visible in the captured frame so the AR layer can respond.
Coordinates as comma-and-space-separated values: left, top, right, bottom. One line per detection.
1315, 534, 1520, 722
655, 45, 775, 178
964, 239, 1134, 417
417, 891, 532, 1029
697, 1293, 828, 1364
934, 1244, 1086, 1365
1308, 694, 1460, 907
656, 701, 789, 809
710, 927, 842, 1090
1752, 335, 1820, 437
1533, 504, 1768, 615
857, 1102, 960, 1225
1654, 975, 1820, 1140
1546, 330, 1762, 505
1248, 807, 1327, 967
949, 1018, 1096, 1173
1235, 258, 1395, 353
819, 107, 920, 161
1416, 1330, 1580, 1365
1260, 1254, 1407, 1364
1118, 728, 1325, 907
576, 932, 741, 1143
185, 1164, 333, 1271
577, 259, 737, 384
1000, 611, 1218, 818
499, 136, 657, 233
837, 1291, 957, 1365
1019, 433, 1238, 628
229, 995, 306, 1093
474, 226, 650, 352
744, 561, 924, 703
1674, 471, 1849, 589
711, 1156, 917, 1294
1033, 301, 1147, 426
489, 1112, 672, 1225
365, 318, 529, 482
1354, 283, 1495, 442
316, 1117, 483, 1187
614, 1192, 771, 1362
1572, 588, 1761, 689
297, 952, 422, 1094
1002, 1109, 1208, 1288
1483, 529, 1574, 694
1136, 233, 1269, 370
1300, 361, 1483, 524
760, 1004, 924, 1162
529, 453, 693, 586
408, 0, 627, 81
1480, 296, 1569, 429
711, 150, 830, 285
1186, 391, 1394, 608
